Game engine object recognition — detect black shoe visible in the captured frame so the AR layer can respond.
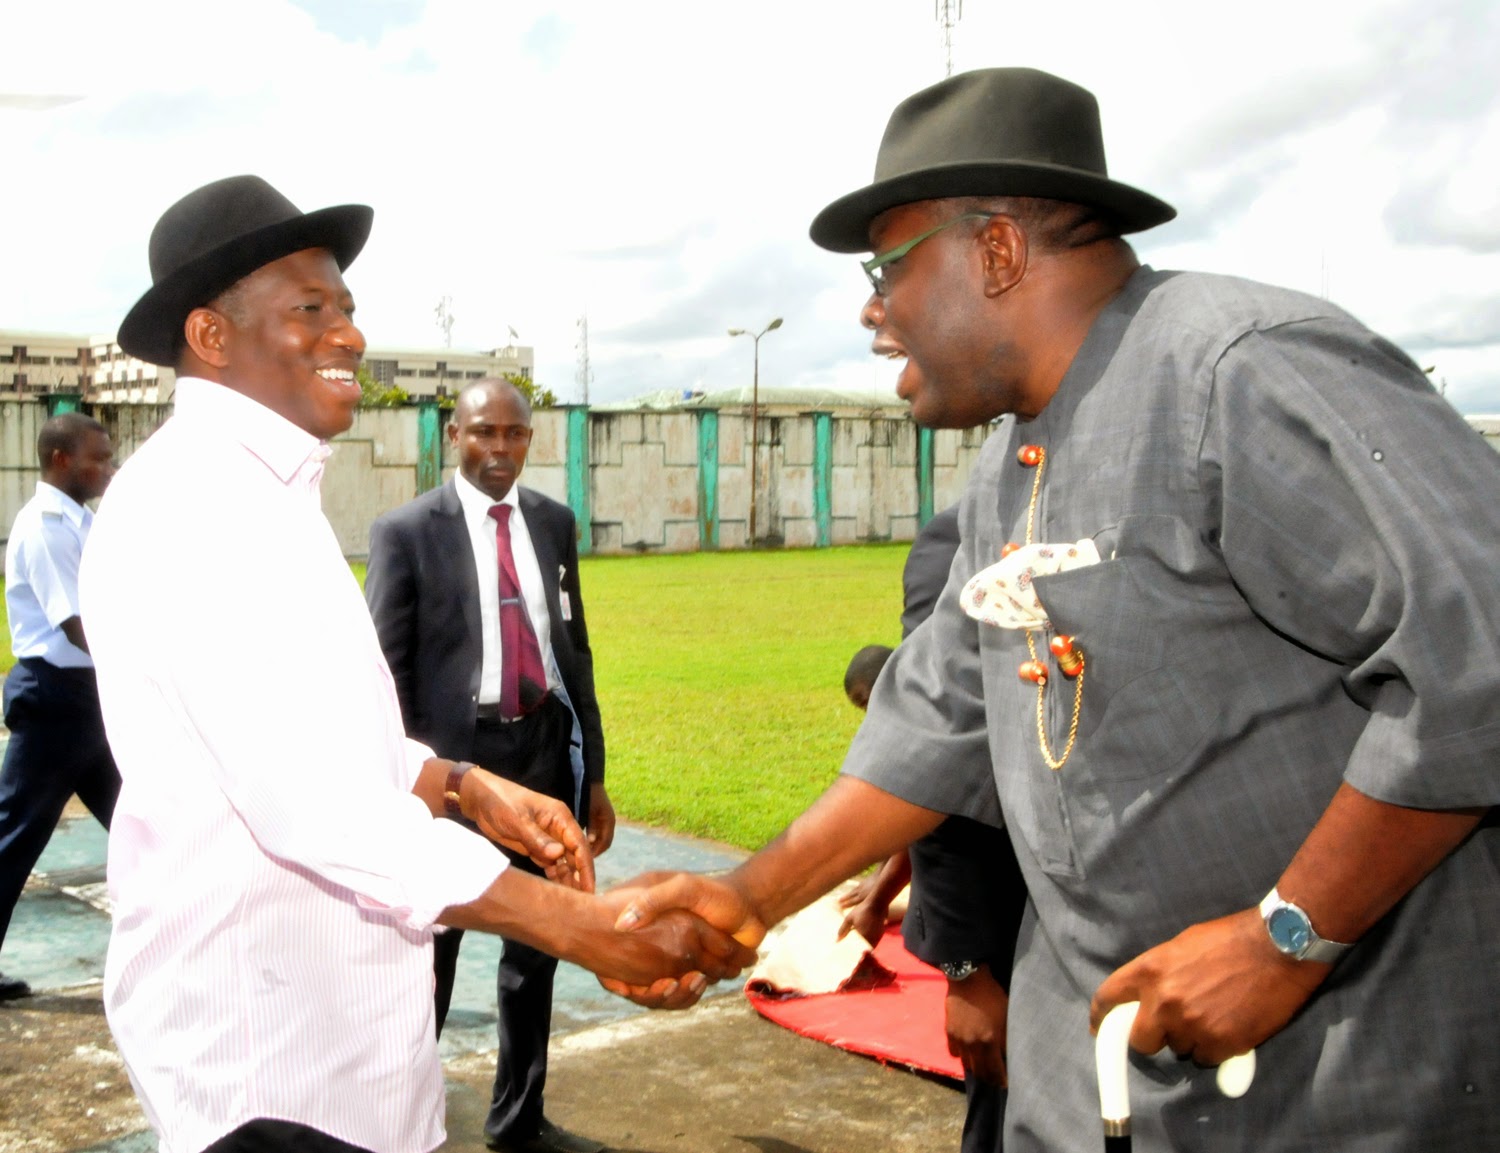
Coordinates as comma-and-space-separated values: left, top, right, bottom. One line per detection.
0, 972, 33, 1002
486, 1118, 607, 1153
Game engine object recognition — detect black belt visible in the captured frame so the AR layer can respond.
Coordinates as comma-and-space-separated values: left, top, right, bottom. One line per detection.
475, 693, 553, 723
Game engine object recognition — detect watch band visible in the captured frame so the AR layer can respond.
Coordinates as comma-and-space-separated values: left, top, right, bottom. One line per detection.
443, 761, 475, 819
1259, 887, 1353, 964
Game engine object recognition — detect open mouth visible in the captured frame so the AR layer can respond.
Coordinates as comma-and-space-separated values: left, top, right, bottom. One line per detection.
316, 367, 361, 398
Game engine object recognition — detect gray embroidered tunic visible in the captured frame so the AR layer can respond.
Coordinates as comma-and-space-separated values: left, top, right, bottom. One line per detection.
847, 267, 1500, 1151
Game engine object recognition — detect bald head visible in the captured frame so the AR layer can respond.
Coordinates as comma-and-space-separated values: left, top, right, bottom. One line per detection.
448, 377, 534, 501
455, 378, 531, 424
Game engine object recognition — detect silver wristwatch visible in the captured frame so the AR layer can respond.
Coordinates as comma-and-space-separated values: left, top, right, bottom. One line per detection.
1259, 888, 1353, 964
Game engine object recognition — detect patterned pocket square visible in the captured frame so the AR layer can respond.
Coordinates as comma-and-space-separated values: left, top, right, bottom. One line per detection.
960, 540, 1101, 630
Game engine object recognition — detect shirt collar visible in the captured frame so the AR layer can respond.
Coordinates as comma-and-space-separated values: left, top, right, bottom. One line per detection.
34, 480, 91, 529
454, 470, 520, 526
172, 376, 328, 485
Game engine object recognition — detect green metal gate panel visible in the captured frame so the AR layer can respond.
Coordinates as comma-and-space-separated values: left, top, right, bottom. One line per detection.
917, 425, 935, 527
697, 410, 719, 550
813, 411, 833, 547
416, 399, 442, 494
566, 406, 592, 556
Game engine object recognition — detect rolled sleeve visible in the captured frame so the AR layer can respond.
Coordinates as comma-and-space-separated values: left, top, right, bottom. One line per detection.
1208, 320, 1500, 809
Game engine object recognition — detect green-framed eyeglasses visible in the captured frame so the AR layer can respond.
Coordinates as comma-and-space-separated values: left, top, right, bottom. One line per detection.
861, 213, 992, 295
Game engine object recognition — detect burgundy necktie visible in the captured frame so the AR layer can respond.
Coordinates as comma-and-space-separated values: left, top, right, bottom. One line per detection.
488, 503, 548, 718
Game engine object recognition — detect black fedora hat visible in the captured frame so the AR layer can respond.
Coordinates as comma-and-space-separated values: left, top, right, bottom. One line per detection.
118, 175, 373, 366
810, 68, 1175, 253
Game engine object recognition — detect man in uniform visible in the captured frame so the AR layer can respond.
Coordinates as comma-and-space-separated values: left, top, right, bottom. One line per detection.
0, 413, 117, 1001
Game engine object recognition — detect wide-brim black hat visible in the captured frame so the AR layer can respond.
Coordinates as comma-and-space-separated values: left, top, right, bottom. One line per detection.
810, 68, 1175, 253
118, 175, 373, 366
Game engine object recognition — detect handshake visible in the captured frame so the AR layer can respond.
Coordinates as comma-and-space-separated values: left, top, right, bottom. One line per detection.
443, 765, 772, 1009
593, 870, 768, 1009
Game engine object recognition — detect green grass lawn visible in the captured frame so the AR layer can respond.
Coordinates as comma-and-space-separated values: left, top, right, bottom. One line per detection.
8, 544, 910, 850
580, 547, 908, 849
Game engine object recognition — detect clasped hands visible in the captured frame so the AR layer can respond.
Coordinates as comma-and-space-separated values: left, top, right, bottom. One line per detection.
599, 871, 767, 1008
456, 771, 763, 1000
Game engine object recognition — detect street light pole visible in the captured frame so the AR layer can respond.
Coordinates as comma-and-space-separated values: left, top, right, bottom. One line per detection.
728, 317, 783, 546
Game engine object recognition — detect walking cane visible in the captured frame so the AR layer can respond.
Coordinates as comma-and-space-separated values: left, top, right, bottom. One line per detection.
1095, 1002, 1256, 1151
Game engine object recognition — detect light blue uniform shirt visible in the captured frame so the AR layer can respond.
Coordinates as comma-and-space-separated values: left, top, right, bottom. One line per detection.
5, 480, 94, 669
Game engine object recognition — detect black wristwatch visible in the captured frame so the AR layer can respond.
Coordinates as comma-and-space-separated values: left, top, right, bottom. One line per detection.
938, 959, 981, 981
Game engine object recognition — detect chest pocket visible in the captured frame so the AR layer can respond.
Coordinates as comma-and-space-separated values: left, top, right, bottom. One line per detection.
994, 516, 1233, 879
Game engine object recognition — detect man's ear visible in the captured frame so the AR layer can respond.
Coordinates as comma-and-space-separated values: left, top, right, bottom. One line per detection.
182, 307, 231, 369
978, 215, 1028, 299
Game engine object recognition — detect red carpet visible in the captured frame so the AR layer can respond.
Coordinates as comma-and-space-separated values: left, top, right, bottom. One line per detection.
746, 926, 963, 1081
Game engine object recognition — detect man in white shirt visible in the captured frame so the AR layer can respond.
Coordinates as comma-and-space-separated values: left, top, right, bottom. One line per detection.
83, 175, 753, 1153
0, 413, 118, 1002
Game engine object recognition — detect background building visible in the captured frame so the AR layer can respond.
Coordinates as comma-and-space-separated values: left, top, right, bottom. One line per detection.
89, 339, 173, 404
362, 342, 534, 398
3, 331, 535, 405
0, 330, 95, 397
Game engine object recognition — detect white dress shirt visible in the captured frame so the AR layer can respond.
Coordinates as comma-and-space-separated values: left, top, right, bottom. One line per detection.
453, 471, 560, 705
79, 378, 506, 1153
4, 480, 94, 668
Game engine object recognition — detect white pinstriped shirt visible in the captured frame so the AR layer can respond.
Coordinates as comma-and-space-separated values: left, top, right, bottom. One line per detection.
80, 379, 506, 1153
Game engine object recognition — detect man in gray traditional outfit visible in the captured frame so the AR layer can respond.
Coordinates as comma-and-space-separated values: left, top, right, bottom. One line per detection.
611, 68, 1500, 1151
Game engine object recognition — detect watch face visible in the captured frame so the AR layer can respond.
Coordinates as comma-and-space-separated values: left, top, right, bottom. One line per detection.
1268, 906, 1311, 955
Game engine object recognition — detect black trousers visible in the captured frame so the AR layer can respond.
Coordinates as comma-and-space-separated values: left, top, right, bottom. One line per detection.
962, 1075, 1006, 1153
432, 695, 576, 1144
0, 658, 120, 958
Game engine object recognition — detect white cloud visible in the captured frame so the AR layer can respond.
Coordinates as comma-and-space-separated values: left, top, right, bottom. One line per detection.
2, 0, 1497, 409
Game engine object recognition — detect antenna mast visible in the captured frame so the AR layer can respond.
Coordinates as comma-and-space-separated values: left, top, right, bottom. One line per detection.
575, 313, 593, 406
935, 0, 962, 76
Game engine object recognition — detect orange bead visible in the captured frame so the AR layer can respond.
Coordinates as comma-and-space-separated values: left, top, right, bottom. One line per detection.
1001, 541, 1022, 558
1017, 444, 1044, 467
1018, 659, 1048, 685
1050, 634, 1084, 677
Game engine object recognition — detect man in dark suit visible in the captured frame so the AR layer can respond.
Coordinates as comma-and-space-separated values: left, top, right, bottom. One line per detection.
366, 378, 612, 1153
840, 504, 1026, 1153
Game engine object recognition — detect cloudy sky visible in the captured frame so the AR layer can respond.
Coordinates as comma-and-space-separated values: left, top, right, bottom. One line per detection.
3, 0, 1497, 411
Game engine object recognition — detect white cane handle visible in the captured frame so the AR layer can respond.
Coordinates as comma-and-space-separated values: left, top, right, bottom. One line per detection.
1096, 1001, 1257, 1132
1096, 1001, 1140, 1129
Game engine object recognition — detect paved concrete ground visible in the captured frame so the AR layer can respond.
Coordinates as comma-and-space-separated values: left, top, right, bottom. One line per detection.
0, 812, 964, 1153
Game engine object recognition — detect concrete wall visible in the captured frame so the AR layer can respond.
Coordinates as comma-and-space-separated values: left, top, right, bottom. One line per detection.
6, 398, 1492, 559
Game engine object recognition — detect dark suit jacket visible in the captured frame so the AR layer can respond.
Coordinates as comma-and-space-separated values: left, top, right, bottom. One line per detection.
900, 505, 962, 639
364, 480, 604, 786
897, 504, 1025, 979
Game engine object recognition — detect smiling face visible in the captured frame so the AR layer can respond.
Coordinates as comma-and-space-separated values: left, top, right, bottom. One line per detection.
209, 247, 365, 440
449, 380, 533, 501
860, 201, 1022, 429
